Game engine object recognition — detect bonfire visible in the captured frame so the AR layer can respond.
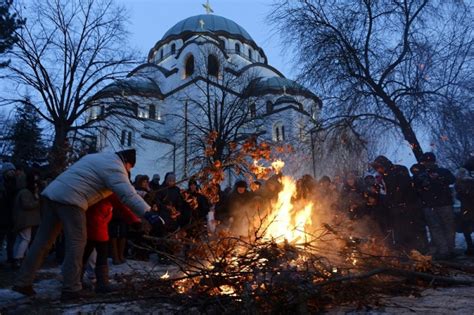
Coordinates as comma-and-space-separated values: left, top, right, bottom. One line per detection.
118, 138, 473, 313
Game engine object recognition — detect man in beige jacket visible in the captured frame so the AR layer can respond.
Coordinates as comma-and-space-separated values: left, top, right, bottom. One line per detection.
13, 149, 150, 301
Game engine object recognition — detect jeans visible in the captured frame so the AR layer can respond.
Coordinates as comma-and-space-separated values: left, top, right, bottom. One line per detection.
13, 227, 33, 259
14, 198, 87, 292
424, 205, 456, 255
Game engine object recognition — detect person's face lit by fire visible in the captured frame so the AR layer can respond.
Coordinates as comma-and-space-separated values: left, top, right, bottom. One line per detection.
237, 186, 246, 194
124, 162, 133, 173
190, 183, 197, 193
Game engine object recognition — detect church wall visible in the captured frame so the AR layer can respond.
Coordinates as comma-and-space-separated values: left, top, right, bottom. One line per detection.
89, 14, 321, 185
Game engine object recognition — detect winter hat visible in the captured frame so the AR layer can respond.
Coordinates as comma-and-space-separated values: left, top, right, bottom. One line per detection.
371, 155, 392, 170
319, 175, 331, 184
164, 172, 176, 185
420, 152, 436, 163
152, 174, 160, 182
235, 180, 247, 189
1, 162, 16, 174
116, 149, 136, 167
410, 163, 425, 176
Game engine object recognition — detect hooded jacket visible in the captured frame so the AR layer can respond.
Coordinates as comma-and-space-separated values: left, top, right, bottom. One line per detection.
42, 152, 150, 215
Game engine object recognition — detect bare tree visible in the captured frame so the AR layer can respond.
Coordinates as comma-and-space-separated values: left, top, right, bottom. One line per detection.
170, 48, 265, 178
431, 101, 474, 170
3, 0, 138, 174
0, 109, 14, 157
270, 0, 473, 162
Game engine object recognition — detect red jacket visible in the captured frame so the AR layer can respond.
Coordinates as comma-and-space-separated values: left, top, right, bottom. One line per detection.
86, 194, 141, 241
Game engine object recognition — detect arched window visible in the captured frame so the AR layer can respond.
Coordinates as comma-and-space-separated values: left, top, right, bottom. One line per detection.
248, 49, 253, 61
207, 54, 219, 77
185, 55, 195, 77
149, 104, 156, 120
120, 130, 133, 147
235, 43, 240, 54
266, 101, 273, 113
127, 131, 133, 146
273, 122, 285, 142
311, 102, 319, 120
160, 49, 163, 60
250, 103, 256, 118
171, 43, 176, 54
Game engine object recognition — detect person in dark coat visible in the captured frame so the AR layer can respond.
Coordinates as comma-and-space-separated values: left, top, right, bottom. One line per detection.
12, 172, 41, 269
216, 180, 250, 225
360, 174, 390, 236
339, 172, 365, 219
149, 174, 161, 191
0, 162, 19, 265
372, 155, 428, 253
316, 176, 338, 212
412, 152, 456, 259
155, 172, 192, 228
134, 175, 150, 198
186, 179, 210, 221
455, 157, 474, 255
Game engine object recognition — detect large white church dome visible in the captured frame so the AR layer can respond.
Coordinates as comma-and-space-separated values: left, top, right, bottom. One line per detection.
162, 14, 255, 44
148, 14, 267, 64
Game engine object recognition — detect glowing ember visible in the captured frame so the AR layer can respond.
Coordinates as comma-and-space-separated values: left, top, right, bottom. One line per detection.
271, 159, 285, 174
219, 285, 237, 296
263, 175, 313, 244
160, 271, 170, 279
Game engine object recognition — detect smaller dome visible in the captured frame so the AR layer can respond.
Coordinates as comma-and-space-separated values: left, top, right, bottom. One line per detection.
95, 78, 162, 99
245, 77, 320, 103
275, 96, 298, 104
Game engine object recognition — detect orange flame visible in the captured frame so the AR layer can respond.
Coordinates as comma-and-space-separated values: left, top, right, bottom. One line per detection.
271, 159, 285, 174
263, 175, 313, 244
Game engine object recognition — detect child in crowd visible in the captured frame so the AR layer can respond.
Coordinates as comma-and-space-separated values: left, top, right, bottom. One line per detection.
83, 194, 141, 293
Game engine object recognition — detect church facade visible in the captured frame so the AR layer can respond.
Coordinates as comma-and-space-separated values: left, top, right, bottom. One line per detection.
87, 13, 321, 180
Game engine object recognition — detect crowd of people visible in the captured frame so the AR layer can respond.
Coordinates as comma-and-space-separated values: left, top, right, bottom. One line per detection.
0, 148, 473, 301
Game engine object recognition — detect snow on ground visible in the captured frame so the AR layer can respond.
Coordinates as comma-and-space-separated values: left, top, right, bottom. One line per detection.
1, 235, 474, 313
0, 256, 177, 313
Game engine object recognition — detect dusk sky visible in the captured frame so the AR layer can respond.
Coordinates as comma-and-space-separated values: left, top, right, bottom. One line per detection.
116, 0, 295, 76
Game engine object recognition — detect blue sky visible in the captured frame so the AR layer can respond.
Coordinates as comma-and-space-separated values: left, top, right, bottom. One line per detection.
116, 0, 295, 76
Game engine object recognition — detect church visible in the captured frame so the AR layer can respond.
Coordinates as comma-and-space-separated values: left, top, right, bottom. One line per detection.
87, 8, 321, 181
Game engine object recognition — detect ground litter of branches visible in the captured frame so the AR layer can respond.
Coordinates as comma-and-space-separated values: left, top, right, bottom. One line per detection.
2, 232, 474, 314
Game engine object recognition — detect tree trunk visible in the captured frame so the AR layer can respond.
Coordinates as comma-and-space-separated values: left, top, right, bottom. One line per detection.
375, 86, 425, 162
50, 124, 70, 177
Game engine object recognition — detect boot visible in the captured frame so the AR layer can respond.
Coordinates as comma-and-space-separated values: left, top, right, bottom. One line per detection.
110, 238, 121, 265
81, 267, 95, 290
95, 265, 117, 294
118, 238, 127, 264
12, 285, 36, 297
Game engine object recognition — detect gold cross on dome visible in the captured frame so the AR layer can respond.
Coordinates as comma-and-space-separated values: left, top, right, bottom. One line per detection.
202, 0, 214, 14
